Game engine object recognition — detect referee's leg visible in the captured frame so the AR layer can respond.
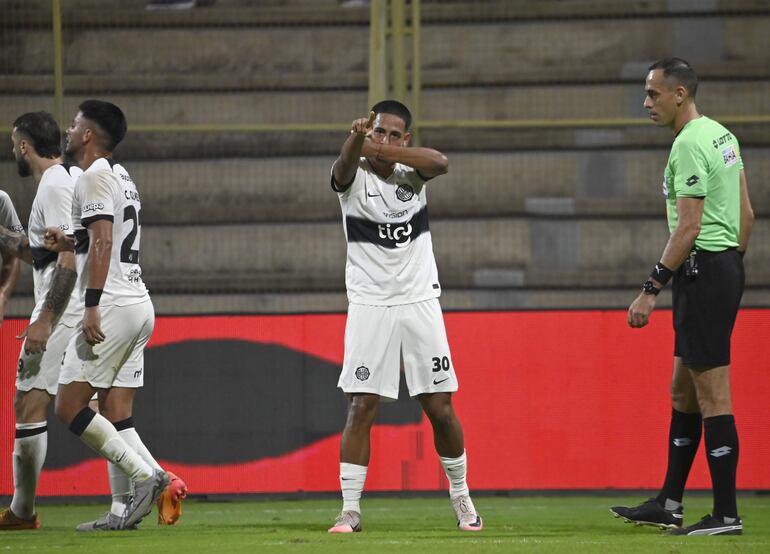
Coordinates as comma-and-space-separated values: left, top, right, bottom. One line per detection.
689, 364, 739, 521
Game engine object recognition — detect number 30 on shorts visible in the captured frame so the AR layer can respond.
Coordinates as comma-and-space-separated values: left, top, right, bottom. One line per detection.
432, 356, 451, 372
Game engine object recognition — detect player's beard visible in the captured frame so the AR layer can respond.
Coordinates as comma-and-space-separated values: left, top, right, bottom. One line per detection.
16, 156, 31, 177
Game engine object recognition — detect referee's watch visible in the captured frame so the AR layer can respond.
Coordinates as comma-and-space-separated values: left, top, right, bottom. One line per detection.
642, 280, 661, 296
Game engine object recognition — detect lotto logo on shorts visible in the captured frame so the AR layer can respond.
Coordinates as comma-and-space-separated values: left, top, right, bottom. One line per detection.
355, 365, 370, 381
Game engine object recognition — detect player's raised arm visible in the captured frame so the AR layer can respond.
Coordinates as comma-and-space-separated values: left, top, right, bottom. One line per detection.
332, 111, 375, 189
361, 140, 448, 180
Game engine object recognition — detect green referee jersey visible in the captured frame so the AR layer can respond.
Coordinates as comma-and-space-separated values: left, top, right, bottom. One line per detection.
664, 115, 743, 251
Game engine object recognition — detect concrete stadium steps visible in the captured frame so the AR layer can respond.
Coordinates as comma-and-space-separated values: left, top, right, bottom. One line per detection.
2, 84, 769, 128
3, 8, 769, 93
4, 149, 768, 226
7, 217, 762, 296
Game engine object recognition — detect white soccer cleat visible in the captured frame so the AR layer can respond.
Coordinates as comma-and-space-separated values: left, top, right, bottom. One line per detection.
328, 510, 362, 533
452, 494, 483, 531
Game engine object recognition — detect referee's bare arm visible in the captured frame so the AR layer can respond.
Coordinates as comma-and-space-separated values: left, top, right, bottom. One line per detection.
651, 197, 704, 288
738, 169, 754, 254
332, 112, 375, 187
361, 141, 449, 179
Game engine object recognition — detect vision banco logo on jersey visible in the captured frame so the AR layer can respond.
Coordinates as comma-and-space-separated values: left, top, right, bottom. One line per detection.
377, 222, 413, 247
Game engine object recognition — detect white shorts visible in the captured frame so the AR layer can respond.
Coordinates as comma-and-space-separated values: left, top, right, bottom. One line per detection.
59, 300, 154, 389
338, 298, 458, 401
17, 321, 77, 396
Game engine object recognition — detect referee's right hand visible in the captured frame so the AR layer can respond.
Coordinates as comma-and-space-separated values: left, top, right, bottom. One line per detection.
627, 292, 655, 328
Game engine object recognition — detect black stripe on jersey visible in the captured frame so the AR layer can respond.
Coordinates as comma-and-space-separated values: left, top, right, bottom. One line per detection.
346, 206, 430, 249
30, 246, 58, 270
74, 229, 89, 254
81, 214, 114, 228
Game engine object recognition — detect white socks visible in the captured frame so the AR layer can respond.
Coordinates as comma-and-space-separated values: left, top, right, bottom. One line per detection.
439, 450, 469, 499
107, 426, 163, 516
10, 422, 47, 520
78, 412, 153, 482
119, 427, 162, 471
340, 462, 367, 514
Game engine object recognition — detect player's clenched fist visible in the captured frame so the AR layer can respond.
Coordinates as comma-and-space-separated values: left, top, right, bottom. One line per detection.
350, 111, 376, 136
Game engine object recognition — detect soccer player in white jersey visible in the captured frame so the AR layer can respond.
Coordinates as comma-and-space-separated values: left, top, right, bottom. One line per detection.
46, 100, 184, 531
328, 100, 483, 534
0, 112, 80, 530
0, 191, 22, 326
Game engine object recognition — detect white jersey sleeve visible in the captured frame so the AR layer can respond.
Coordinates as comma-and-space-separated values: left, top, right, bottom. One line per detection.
0, 190, 24, 233
79, 169, 118, 227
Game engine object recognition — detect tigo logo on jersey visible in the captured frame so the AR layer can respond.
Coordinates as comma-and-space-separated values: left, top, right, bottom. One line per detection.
722, 145, 738, 167
378, 222, 413, 248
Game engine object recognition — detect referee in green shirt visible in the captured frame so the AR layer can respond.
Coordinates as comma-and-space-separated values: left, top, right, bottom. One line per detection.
610, 58, 755, 536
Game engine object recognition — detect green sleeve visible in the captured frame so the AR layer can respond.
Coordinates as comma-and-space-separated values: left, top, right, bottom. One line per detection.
672, 139, 709, 198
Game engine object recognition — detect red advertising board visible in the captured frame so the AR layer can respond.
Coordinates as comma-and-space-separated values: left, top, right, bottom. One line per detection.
1, 309, 768, 496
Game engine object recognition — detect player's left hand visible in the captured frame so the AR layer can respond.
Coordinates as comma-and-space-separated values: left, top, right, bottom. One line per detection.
17, 318, 52, 354
627, 292, 655, 328
82, 306, 105, 346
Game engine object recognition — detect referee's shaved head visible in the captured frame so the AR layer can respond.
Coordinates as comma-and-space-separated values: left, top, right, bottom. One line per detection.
648, 58, 698, 98
78, 100, 127, 151
371, 100, 412, 130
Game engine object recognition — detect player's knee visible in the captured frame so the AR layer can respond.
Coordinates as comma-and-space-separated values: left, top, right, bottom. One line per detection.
346, 398, 378, 429
53, 396, 74, 425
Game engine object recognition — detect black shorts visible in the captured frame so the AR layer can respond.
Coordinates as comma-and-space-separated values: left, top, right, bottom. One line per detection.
672, 248, 744, 369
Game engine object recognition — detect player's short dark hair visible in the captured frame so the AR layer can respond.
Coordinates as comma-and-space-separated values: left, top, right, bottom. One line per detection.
370, 99, 412, 130
648, 57, 698, 98
78, 99, 127, 151
12, 111, 62, 158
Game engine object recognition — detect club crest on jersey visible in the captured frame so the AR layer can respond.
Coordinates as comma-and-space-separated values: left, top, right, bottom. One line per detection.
378, 222, 413, 247
355, 365, 370, 381
396, 184, 414, 202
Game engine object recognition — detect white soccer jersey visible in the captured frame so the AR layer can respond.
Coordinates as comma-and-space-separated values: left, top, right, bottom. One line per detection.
0, 190, 24, 234
27, 163, 82, 325
334, 158, 440, 306
71, 157, 149, 307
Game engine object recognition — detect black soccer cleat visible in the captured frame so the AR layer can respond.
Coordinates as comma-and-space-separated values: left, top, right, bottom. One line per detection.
670, 514, 742, 536
610, 498, 683, 529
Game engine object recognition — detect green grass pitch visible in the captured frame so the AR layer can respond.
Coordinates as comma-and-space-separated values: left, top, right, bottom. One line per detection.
2, 495, 769, 553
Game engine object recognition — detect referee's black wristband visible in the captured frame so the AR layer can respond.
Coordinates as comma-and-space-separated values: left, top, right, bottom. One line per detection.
649, 262, 673, 286
85, 288, 103, 308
